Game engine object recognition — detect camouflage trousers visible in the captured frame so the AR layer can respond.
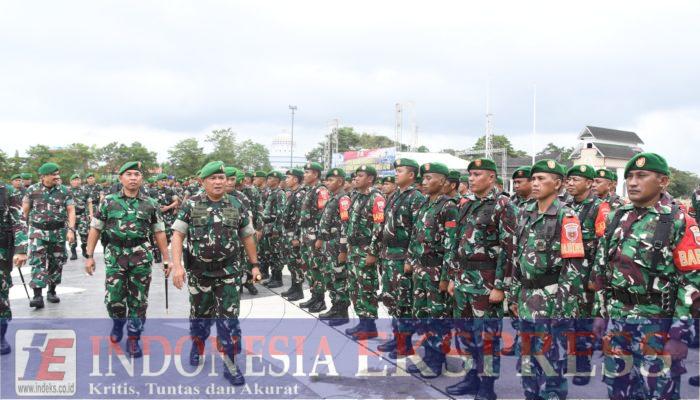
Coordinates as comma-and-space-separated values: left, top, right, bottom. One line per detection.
518, 319, 571, 400
162, 213, 176, 241
104, 245, 153, 335
603, 319, 682, 400
300, 243, 324, 296
348, 246, 378, 319
285, 233, 304, 285
262, 235, 284, 274
258, 233, 270, 273
573, 290, 596, 375
0, 267, 11, 320
380, 258, 413, 320
76, 212, 90, 244
321, 241, 349, 306
28, 229, 67, 289
188, 272, 242, 350
412, 263, 450, 354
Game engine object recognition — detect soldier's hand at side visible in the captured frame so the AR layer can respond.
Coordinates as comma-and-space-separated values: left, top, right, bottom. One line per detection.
85, 258, 95, 276
13, 254, 27, 267
664, 338, 688, 361
315, 240, 322, 250
172, 264, 186, 289
447, 280, 455, 296
67, 230, 75, 243
404, 263, 413, 274
489, 288, 505, 304
439, 280, 448, 292
251, 266, 262, 283
256, 231, 263, 241
592, 317, 607, 339
163, 262, 171, 277
509, 303, 518, 318
365, 254, 377, 266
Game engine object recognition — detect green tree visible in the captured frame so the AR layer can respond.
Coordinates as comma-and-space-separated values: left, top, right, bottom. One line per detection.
537, 142, 575, 162
7, 150, 24, 175
0, 149, 9, 179
416, 145, 430, 153
25, 145, 54, 173
95, 142, 157, 176
54, 143, 97, 179
667, 167, 699, 199
236, 140, 272, 171
471, 135, 528, 158
168, 138, 205, 177
206, 128, 237, 165
306, 127, 405, 162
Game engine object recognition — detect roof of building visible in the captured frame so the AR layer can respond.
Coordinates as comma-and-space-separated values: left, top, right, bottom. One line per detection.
570, 142, 642, 160
579, 126, 644, 145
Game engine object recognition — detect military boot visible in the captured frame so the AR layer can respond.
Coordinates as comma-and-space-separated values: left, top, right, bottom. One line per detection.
109, 319, 126, 343
30, 288, 44, 309
349, 318, 378, 340
299, 293, 320, 309
690, 376, 700, 387
319, 303, 339, 320
377, 319, 398, 352
388, 331, 415, 359
69, 244, 78, 260
243, 281, 258, 295
474, 377, 497, 400
46, 285, 60, 303
81, 243, 88, 258
283, 283, 304, 301
0, 320, 11, 355
446, 370, 481, 395
126, 334, 143, 358
327, 304, 350, 327
189, 337, 206, 366
419, 347, 444, 379
572, 356, 592, 386
267, 270, 284, 289
222, 351, 245, 386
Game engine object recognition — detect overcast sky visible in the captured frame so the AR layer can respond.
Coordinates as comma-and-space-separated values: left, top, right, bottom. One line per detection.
1, 1, 698, 170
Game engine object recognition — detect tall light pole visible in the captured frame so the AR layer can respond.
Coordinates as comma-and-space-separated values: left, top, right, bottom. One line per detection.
289, 105, 297, 168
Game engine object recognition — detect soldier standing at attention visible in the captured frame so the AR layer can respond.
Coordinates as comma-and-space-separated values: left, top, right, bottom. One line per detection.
67, 174, 87, 260
20, 173, 33, 192
373, 158, 424, 359
381, 176, 397, 202
261, 171, 287, 289
281, 169, 307, 301
85, 161, 169, 357
316, 168, 351, 322
405, 162, 458, 379
10, 174, 22, 193
153, 174, 179, 262
458, 175, 470, 198
252, 171, 270, 279
170, 161, 260, 387
592, 153, 700, 400
23, 163, 76, 309
344, 165, 385, 339
297, 162, 330, 310
508, 159, 586, 400
224, 167, 258, 296
593, 168, 627, 210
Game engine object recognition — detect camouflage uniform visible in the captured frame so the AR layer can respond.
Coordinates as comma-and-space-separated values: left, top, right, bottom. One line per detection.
261, 187, 287, 277
592, 198, 700, 399
451, 188, 516, 379
283, 185, 307, 285
172, 192, 254, 354
345, 187, 385, 319
508, 198, 586, 399
257, 186, 271, 274
317, 189, 351, 307
24, 183, 73, 289
153, 185, 178, 239
91, 190, 165, 336
0, 184, 28, 321
68, 185, 90, 246
297, 182, 330, 297
230, 189, 254, 278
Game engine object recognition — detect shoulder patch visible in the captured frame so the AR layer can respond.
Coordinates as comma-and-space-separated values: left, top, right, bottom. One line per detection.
561, 215, 585, 258
595, 201, 611, 237
339, 196, 351, 221
372, 195, 385, 223
673, 213, 700, 272
317, 187, 330, 210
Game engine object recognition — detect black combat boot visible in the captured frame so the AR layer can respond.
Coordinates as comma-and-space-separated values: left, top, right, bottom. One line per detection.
30, 288, 44, 309
283, 283, 304, 301
377, 319, 398, 352
243, 281, 258, 295
70, 244, 78, 260
222, 349, 245, 386
190, 336, 206, 366
349, 319, 378, 340
266, 270, 283, 289
307, 295, 327, 313
474, 377, 497, 400
0, 320, 10, 355
690, 376, 700, 387
446, 370, 481, 395
407, 343, 430, 374
419, 347, 444, 379
126, 334, 143, 358
81, 243, 88, 258
572, 356, 592, 386
327, 303, 350, 326
299, 293, 320, 309
109, 319, 125, 343
46, 285, 60, 303
388, 331, 415, 359
319, 303, 338, 320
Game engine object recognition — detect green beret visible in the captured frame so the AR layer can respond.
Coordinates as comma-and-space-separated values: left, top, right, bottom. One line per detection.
447, 170, 461, 182
512, 166, 531, 180
20, 173, 33, 180
70, 173, 80, 181
236, 170, 245, 181
356, 164, 377, 176
326, 168, 346, 179
10, 174, 21, 181
567, 164, 595, 180
224, 166, 238, 178
38, 162, 60, 175
267, 170, 285, 180
460, 175, 469, 183
199, 161, 226, 179
382, 176, 396, 184
468, 158, 498, 173
147, 177, 156, 183
593, 168, 613, 181
303, 162, 323, 173
345, 175, 353, 182
244, 171, 253, 178
625, 152, 669, 177
420, 162, 449, 177
496, 177, 504, 186
531, 159, 566, 177
158, 173, 170, 180
393, 158, 419, 170
85, 172, 95, 179
254, 170, 267, 178
118, 161, 142, 175
286, 168, 304, 179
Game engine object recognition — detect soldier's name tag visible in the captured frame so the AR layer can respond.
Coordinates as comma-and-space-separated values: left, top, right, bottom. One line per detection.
534, 239, 547, 252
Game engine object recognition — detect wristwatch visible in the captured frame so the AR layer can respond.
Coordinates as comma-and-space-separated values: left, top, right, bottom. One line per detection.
85, 254, 93, 259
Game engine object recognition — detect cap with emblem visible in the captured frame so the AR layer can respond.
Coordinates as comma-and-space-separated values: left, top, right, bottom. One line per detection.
567, 164, 595, 180
38, 162, 60, 175
267, 170, 285, 180
531, 159, 566, 177
624, 152, 669, 178
468, 158, 498, 173
393, 158, 419, 170
356, 165, 377, 176
235, 170, 244, 181
326, 168, 346, 179
10, 174, 21, 181
70, 173, 80, 181
420, 162, 449, 177
512, 166, 531, 180
20, 172, 33, 180
244, 171, 253, 178
156, 173, 168, 180
118, 161, 142, 175
304, 162, 323, 172
447, 170, 461, 182
382, 176, 396, 184
224, 166, 238, 177
595, 168, 615, 181
287, 168, 304, 179
199, 161, 226, 179
254, 171, 267, 178
460, 175, 469, 183
496, 177, 504, 186
147, 176, 156, 184
85, 172, 95, 179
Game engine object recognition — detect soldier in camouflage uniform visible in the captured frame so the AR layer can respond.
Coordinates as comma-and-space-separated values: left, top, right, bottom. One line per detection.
344, 165, 386, 338
381, 176, 397, 202
281, 169, 307, 301
0, 180, 28, 355
252, 171, 270, 279
85, 161, 169, 357
261, 171, 287, 289
10, 174, 22, 192
170, 161, 260, 387
315, 168, 351, 321
508, 159, 586, 400
224, 167, 258, 296
446, 158, 516, 398
21, 172, 33, 192
67, 174, 88, 260
591, 153, 700, 400
373, 158, 424, 358
405, 162, 458, 379
23, 163, 76, 309
458, 174, 470, 198
593, 168, 627, 211
297, 162, 330, 310
153, 174, 179, 239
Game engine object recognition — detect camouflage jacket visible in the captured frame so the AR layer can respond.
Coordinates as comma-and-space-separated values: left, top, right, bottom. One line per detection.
297, 181, 330, 245
407, 194, 458, 281
91, 190, 165, 246
83, 184, 102, 211
317, 190, 351, 256
0, 184, 28, 264
344, 187, 385, 255
262, 187, 287, 236
68, 186, 87, 214
231, 190, 253, 228
592, 199, 700, 322
152, 185, 179, 217
372, 184, 424, 260
510, 195, 535, 211
172, 193, 255, 277
451, 188, 516, 293
567, 192, 609, 267
23, 183, 74, 228
242, 186, 263, 230
509, 198, 586, 319
602, 193, 627, 211
283, 185, 307, 236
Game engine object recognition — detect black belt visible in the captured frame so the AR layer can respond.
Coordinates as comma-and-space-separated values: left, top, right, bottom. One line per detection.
419, 253, 442, 267
611, 288, 662, 306
348, 237, 371, 246
522, 274, 559, 289
383, 237, 409, 248
460, 260, 497, 270
109, 237, 148, 248
188, 254, 237, 272
30, 221, 65, 230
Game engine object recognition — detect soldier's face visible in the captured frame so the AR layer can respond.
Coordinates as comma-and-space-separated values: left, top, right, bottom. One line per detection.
326, 176, 343, 192
204, 173, 227, 197
41, 172, 60, 187
531, 173, 561, 200
355, 172, 373, 189
626, 170, 667, 206
303, 169, 318, 185
395, 166, 415, 187
458, 182, 469, 194
267, 177, 280, 189
468, 170, 494, 196
513, 177, 531, 197
120, 170, 142, 190
592, 177, 611, 197
23, 179, 31, 187
11, 179, 21, 189
285, 175, 295, 187
253, 177, 265, 187
225, 176, 236, 193
343, 181, 352, 191
566, 176, 591, 198
70, 178, 81, 188
87, 177, 95, 185
423, 173, 445, 195
382, 182, 396, 195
